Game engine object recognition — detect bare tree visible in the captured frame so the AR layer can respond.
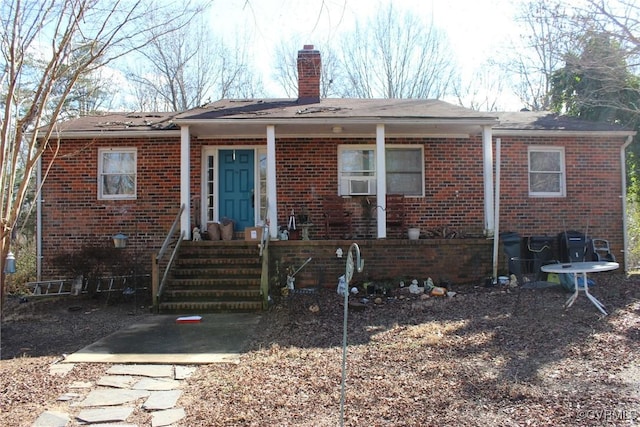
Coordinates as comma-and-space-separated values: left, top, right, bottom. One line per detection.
452, 62, 508, 112
336, 3, 456, 99
127, 16, 264, 111
0, 0, 206, 300
272, 37, 341, 98
501, 0, 578, 111
587, 0, 640, 61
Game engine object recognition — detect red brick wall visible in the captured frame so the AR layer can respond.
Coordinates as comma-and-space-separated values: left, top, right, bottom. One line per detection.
269, 239, 494, 289
272, 137, 487, 238
497, 135, 624, 262
41, 136, 182, 278
40, 132, 626, 279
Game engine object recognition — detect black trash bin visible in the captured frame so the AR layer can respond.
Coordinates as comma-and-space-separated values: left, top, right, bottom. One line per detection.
527, 236, 555, 279
558, 230, 588, 262
500, 232, 522, 275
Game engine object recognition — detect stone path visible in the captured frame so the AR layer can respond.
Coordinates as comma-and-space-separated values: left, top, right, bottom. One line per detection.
32, 363, 197, 427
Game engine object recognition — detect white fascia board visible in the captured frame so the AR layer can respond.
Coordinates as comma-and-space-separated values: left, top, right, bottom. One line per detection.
45, 130, 182, 139
493, 129, 636, 138
172, 117, 498, 126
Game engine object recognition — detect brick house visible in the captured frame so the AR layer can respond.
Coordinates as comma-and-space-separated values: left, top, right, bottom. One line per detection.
37, 45, 634, 306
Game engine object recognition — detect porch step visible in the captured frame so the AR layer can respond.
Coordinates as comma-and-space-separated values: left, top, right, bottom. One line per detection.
157, 240, 264, 314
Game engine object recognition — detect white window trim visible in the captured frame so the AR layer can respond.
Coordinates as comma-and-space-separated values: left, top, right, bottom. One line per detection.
528, 146, 566, 197
98, 147, 137, 200
337, 144, 424, 197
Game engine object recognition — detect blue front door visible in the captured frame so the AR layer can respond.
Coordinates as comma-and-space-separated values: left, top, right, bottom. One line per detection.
219, 150, 255, 231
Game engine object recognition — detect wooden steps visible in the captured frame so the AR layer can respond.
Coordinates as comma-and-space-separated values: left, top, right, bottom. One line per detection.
158, 240, 264, 314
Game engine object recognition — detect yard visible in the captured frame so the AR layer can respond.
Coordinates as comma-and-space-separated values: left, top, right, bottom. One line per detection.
1, 273, 639, 426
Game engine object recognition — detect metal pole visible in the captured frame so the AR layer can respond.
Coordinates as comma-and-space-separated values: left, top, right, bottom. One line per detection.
340, 243, 363, 426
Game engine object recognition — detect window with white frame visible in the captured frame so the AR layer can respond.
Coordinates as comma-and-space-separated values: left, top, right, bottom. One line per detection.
338, 145, 424, 196
98, 148, 137, 200
386, 147, 423, 196
528, 146, 565, 197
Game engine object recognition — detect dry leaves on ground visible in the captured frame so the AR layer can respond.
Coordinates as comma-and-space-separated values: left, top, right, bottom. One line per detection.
1, 274, 639, 426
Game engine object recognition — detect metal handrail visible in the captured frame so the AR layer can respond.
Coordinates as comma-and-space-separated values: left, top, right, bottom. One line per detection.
157, 230, 184, 300
157, 204, 185, 261
152, 204, 185, 312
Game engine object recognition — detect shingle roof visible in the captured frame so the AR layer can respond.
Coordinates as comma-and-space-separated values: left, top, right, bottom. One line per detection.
495, 111, 632, 132
51, 112, 178, 133
175, 98, 497, 121
47, 102, 634, 136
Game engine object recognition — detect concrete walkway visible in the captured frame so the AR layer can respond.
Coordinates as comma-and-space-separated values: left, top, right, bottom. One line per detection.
64, 313, 261, 364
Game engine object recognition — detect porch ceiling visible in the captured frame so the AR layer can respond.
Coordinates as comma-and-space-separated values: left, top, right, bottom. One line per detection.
185, 120, 491, 139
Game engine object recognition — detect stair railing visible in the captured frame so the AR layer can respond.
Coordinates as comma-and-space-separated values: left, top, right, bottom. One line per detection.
152, 204, 185, 313
259, 199, 270, 308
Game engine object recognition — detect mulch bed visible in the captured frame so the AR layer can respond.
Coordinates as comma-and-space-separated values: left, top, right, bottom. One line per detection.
1, 274, 639, 426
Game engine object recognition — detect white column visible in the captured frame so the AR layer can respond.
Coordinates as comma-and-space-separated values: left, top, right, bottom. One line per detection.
482, 125, 494, 235
266, 125, 278, 238
376, 124, 387, 238
180, 125, 191, 240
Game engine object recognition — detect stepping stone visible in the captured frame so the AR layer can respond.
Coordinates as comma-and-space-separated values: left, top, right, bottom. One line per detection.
132, 377, 181, 391
107, 364, 173, 378
72, 389, 150, 407
143, 390, 183, 410
86, 424, 138, 427
88, 424, 138, 427
98, 375, 136, 388
69, 380, 93, 389
57, 392, 82, 401
151, 408, 185, 427
32, 410, 69, 427
175, 366, 197, 380
49, 363, 74, 376
87, 424, 138, 427
76, 406, 134, 423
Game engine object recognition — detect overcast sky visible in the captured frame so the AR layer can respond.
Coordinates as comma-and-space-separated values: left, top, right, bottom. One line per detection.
209, 0, 523, 105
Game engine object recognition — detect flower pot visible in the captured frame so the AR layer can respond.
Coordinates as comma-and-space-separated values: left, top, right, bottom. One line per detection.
408, 228, 420, 240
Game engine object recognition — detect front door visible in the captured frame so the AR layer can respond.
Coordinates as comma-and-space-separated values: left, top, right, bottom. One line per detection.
218, 149, 255, 231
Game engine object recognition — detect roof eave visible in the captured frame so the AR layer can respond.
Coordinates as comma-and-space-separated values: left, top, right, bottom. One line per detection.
41, 130, 182, 140
493, 129, 637, 137
172, 117, 499, 126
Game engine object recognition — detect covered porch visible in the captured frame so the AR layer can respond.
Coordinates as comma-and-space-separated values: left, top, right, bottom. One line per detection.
172, 99, 499, 243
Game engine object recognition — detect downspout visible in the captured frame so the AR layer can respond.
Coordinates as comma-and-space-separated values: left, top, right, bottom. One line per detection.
376, 124, 386, 238
621, 135, 633, 273
180, 125, 191, 240
266, 125, 278, 239
492, 138, 502, 282
36, 156, 42, 281
482, 126, 494, 235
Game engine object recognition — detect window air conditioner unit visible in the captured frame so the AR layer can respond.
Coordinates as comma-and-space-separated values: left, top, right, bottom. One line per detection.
341, 177, 376, 196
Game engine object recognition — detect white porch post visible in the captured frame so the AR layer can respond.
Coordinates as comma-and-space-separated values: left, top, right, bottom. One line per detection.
180, 125, 191, 240
376, 124, 387, 238
482, 125, 494, 235
266, 125, 278, 238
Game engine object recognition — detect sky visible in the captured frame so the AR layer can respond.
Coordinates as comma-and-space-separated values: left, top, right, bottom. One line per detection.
209, 0, 525, 107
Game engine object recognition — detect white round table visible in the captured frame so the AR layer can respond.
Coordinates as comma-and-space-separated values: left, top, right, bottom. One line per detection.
541, 261, 619, 315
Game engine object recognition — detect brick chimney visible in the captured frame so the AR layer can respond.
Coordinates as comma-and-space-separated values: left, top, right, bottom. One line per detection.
297, 45, 321, 104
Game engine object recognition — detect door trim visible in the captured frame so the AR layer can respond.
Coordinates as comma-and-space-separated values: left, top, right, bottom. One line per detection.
200, 146, 262, 231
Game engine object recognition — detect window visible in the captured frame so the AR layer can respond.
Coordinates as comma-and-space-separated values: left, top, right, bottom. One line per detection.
528, 146, 565, 197
386, 148, 423, 196
98, 148, 137, 199
338, 145, 423, 196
